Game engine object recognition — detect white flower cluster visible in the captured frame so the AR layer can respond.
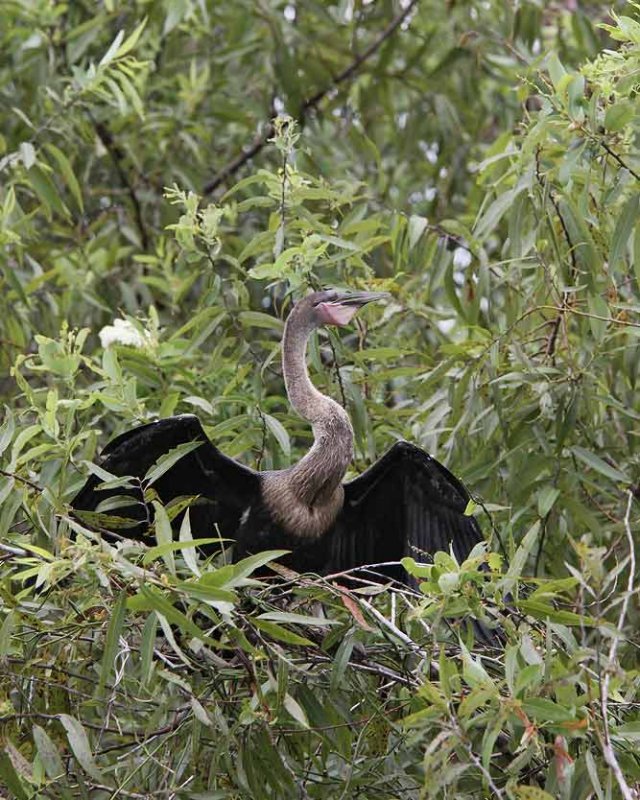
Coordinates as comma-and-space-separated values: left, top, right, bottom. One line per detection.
98, 318, 154, 350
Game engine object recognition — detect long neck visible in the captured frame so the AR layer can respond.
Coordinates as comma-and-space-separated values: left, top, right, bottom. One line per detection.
282, 315, 354, 504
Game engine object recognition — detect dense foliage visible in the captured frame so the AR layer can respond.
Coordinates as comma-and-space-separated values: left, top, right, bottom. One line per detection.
1, 1, 638, 798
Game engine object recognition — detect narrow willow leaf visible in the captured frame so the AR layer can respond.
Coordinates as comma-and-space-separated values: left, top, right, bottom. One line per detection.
27, 165, 69, 219
45, 143, 84, 212
610, 192, 639, 267
521, 698, 576, 724
143, 537, 226, 565
587, 293, 609, 341
252, 619, 314, 646
176, 580, 236, 604
153, 500, 175, 575
32, 725, 65, 780
611, 722, 640, 740
460, 643, 495, 690
264, 413, 291, 458
238, 311, 285, 331
139, 611, 157, 687
283, 694, 309, 728
0, 610, 17, 659
408, 214, 428, 250
518, 599, 595, 626
571, 446, 629, 483
99, 29, 124, 66
178, 509, 199, 576
116, 17, 147, 58
504, 520, 540, 585
59, 715, 105, 782
231, 550, 290, 580
0, 749, 29, 800
133, 585, 217, 644
190, 696, 213, 727
584, 750, 605, 800
330, 633, 355, 692
144, 440, 203, 486
257, 611, 338, 627
537, 486, 560, 517
0, 408, 15, 456
97, 591, 126, 695
557, 198, 599, 277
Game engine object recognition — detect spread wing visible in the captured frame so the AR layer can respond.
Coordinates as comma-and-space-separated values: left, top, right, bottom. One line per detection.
72, 414, 259, 542
328, 441, 484, 582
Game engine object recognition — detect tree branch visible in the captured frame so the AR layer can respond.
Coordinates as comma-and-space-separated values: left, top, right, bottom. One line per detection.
92, 117, 150, 250
203, 0, 420, 195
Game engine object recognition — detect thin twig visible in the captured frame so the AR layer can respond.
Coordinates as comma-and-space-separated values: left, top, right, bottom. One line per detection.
595, 137, 640, 182
599, 490, 637, 800
92, 117, 150, 249
0, 468, 42, 492
327, 333, 347, 408
203, 0, 419, 195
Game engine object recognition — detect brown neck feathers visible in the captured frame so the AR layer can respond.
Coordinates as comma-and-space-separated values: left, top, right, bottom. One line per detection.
281, 307, 354, 506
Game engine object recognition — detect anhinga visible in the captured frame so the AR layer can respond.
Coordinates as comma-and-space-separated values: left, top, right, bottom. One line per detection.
73, 290, 484, 583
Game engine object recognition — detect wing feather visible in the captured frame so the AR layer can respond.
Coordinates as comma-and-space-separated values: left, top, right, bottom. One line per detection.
72, 414, 259, 542
328, 441, 483, 581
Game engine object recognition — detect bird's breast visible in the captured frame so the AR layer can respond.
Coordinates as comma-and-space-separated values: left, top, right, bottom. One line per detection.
260, 474, 344, 540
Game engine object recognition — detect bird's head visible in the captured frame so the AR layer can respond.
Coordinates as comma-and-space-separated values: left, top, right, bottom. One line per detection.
291, 289, 389, 330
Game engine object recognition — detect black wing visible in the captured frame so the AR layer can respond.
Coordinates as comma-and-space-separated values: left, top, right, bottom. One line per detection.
72, 414, 260, 543
327, 441, 484, 582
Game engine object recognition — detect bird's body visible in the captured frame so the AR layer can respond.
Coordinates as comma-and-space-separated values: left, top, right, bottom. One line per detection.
73, 290, 484, 583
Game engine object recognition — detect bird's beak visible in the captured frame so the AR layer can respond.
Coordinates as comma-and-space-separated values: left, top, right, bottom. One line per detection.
318, 291, 389, 327
333, 291, 390, 308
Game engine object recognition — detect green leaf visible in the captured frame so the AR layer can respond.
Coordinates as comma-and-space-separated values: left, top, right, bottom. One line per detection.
252, 618, 314, 646
521, 698, 576, 724
557, 198, 599, 278
460, 643, 495, 690
176, 580, 236, 604
0, 747, 30, 800
231, 550, 290, 580
537, 486, 560, 517
503, 520, 540, 586
571, 446, 630, 483
283, 694, 309, 727
238, 311, 285, 331
264, 413, 290, 458
408, 215, 428, 250
32, 725, 66, 782
116, 17, 147, 58
139, 612, 157, 687
59, 715, 105, 782
97, 591, 126, 695
257, 611, 339, 627
144, 440, 203, 486
45, 143, 84, 212
99, 29, 124, 66
143, 537, 227, 565
130, 585, 217, 644
26, 165, 69, 219
0, 408, 15, 457
611, 722, 640, 741
610, 193, 639, 268
517, 599, 595, 626
152, 501, 175, 575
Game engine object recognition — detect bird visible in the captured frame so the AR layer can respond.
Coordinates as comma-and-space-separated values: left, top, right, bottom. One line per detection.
72, 289, 485, 585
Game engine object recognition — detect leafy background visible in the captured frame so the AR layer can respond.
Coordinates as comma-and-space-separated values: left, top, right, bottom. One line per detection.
0, 1, 638, 798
